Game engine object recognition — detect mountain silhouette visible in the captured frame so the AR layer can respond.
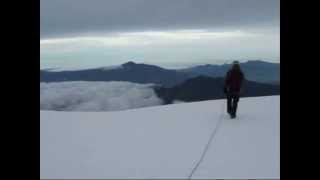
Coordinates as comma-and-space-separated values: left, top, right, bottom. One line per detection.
41, 60, 279, 87
154, 76, 280, 104
40, 62, 196, 87
180, 60, 279, 84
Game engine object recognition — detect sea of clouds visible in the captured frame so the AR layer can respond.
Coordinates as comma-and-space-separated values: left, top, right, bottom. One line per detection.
40, 81, 164, 111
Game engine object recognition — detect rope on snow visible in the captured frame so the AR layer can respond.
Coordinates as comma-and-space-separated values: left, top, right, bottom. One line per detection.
187, 100, 226, 179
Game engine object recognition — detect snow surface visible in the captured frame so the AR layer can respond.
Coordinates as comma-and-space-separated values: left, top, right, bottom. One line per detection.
40, 81, 163, 111
40, 96, 279, 179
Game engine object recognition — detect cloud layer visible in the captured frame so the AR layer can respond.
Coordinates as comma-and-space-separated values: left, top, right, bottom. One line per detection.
40, 81, 163, 111
40, 0, 279, 70
40, 28, 279, 70
41, 0, 279, 39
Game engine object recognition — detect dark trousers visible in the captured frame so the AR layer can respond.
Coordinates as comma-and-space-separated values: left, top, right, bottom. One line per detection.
227, 93, 240, 116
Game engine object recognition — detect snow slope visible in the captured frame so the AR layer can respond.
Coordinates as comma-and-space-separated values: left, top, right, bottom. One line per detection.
40, 96, 279, 179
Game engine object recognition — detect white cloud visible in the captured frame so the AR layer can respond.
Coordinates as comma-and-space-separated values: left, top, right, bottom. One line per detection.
40, 81, 163, 112
40, 28, 279, 70
40, 29, 257, 50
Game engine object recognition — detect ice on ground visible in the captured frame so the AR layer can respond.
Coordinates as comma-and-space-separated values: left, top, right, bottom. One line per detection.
40, 96, 279, 179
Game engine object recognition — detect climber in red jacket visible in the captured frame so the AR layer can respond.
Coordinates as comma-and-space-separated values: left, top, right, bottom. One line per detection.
224, 61, 245, 119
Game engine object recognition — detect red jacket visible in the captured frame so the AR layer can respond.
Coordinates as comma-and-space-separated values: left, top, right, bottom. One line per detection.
225, 68, 244, 93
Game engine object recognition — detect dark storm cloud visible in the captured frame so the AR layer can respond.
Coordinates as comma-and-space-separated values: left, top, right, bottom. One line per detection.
40, 0, 279, 39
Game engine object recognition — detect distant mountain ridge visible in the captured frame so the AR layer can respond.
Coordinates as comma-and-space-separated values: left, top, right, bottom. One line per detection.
41, 60, 280, 87
41, 61, 196, 87
154, 76, 280, 104
179, 60, 279, 83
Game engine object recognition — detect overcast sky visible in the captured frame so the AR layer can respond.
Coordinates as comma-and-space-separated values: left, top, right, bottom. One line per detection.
40, 0, 280, 70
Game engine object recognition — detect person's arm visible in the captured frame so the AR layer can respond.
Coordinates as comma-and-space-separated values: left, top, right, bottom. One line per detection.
239, 72, 245, 94
224, 71, 230, 93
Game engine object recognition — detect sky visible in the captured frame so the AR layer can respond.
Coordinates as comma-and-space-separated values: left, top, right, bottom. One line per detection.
40, 0, 280, 70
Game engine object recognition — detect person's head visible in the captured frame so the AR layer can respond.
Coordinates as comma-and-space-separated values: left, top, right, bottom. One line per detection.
232, 61, 240, 70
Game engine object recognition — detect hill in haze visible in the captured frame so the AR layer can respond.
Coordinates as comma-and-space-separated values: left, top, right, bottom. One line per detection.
154, 76, 280, 104
41, 60, 279, 87
180, 60, 279, 84
40, 61, 195, 87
